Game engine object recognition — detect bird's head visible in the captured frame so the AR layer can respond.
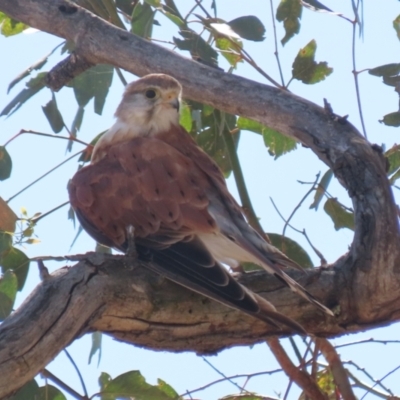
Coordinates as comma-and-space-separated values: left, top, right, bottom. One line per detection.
115, 74, 182, 134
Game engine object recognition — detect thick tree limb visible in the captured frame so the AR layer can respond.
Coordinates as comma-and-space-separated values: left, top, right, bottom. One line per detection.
0, 0, 400, 397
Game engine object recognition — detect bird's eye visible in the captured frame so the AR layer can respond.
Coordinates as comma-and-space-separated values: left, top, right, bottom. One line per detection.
145, 89, 157, 99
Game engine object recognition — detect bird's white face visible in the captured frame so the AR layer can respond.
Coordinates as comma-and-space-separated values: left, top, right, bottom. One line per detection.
116, 86, 181, 134
91, 74, 182, 162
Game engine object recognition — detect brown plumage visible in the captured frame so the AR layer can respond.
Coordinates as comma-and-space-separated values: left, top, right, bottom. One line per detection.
68, 74, 332, 333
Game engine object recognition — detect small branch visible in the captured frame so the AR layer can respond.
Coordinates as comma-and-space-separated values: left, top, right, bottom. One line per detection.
41, 369, 87, 400
31, 201, 70, 224
7, 151, 83, 203
351, 1, 367, 139
347, 370, 392, 399
316, 338, 356, 400
64, 349, 88, 398
46, 52, 94, 91
269, 0, 285, 86
266, 337, 327, 400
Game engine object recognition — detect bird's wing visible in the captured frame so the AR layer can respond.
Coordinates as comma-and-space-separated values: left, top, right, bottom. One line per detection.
68, 135, 306, 333
158, 126, 333, 316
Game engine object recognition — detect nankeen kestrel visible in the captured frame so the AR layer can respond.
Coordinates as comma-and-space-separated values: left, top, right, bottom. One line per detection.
68, 74, 332, 333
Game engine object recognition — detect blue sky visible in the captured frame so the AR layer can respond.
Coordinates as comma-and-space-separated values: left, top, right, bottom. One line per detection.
1, 1, 400, 399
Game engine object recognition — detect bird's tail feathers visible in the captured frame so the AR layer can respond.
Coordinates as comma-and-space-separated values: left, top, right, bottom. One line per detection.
273, 272, 334, 316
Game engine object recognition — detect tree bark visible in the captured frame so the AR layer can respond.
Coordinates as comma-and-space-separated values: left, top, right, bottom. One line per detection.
0, 0, 399, 398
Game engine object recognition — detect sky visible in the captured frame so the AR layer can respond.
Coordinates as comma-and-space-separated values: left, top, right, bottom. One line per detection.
1, 1, 400, 399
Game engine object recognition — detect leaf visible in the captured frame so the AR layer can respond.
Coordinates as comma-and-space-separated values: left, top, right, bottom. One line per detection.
268, 233, 313, 268
101, 370, 179, 399
0, 197, 17, 232
0, 147, 12, 181
195, 107, 238, 176
276, 0, 302, 45
220, 395, 266, 400
70, 106, 85, 138
394, 14, 400, 41
301, 0, 333, 12
131, 2, 155, 38
71, 65, 114, 115
237, 117, 297, 158
145, 0, 161, 7
316, 368, 336, 398
42, 93, 65, 133
37, 385, 67, 400
179, 101, 192, 132
78, 130, 107, 162
380, 112, 400, 127
227, 16, 265, 41
310, 169, 333, 210
0, 269, 18, 320
174, 30, 218, 67
99, 372, 112, 391
8, 379, 39, 400
116, 0, 135, 15
369, 63, 400, 77
0, 233, 13, 258
215, 37, 243, 68
88, 331, 102, 366
385, 145, 400, 175
324, 198, 354, 231
0, 12, 27, 37
8, 51, 52, 93
157, 379, 179, 398
1, 247, 30, 291
209, 22, 241, 40
0, 72, 47, 117
292, 39, 333, 84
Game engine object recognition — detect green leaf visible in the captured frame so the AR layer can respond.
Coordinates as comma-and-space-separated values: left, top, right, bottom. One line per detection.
99, 372, 112, 391
78, 130, 107, 162
179, 101, 192, 132
70, 65, 114, 115
88, 331, 102, 366
324, 198, 354, 231
380, 111, 400, 127
227, 16, 265, 41
0, 72, 47, 117
145, 0, 161, 7
195, 107, 238, 176
310, 169, 333, 210
131, 2, 155, 38
276, 0, 302, 45
101, 371, 179, 399
0, 146, 12, 181
390, 168, 400, 185
0, 12, 27, 37
8, 379, 39, 400
215, 37, 243, 68
268, 233, 313, 268
0, 269, 18, 320
8, 50, 54, 93
292, 40, 333, 84
301, 0, 333, 12
42, 93, 65, 133
385, 145, 400, 175
0, 197, 17, 233
220, 395, 266, 400
237, 117, 297, 159
0, 233, 13, 258
37, 385, 67, 400
174, 30, 218, 67
316, 368, 336, 397
70, 106, 85, 137
1, 247, 30, 291
394, 14, 400, 40
369, 63, 400, 77
157, 379, 179, 398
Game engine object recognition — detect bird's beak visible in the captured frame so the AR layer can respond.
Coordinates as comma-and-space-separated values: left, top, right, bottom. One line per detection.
169, 98, 180, 112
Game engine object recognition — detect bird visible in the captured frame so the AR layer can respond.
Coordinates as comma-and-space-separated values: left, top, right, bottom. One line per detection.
68, 73, 333, 333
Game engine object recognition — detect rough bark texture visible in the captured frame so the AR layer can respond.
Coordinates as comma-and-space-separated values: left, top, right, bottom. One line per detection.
0, 0, 399, 398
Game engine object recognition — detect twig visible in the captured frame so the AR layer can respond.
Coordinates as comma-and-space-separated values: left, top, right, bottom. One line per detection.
4, 129, 90, 148
201, 357, 244, 393
223, 117, 268, 239
41, 369, 87, 400
115, 67, 128, 86
30, 201, 70, 224
7, 151, 83, 202
269, 0, 285, 86
269, 197, 327, 265
336, 338, 400, 349
347, 370, 392, 399
64, 349, 88, 398
182, 368, 282, 397
360, 364, 400, 400
316, 338, 356, 400
351, 0, 367, 139
282, 173, 320, 238
266, 337, 326, 400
